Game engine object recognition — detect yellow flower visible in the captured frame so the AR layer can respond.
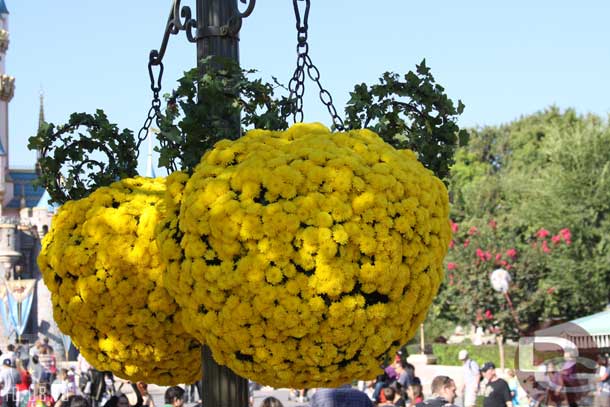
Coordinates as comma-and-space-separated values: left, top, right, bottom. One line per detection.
39, 177, 201, 385
161, 123, 451, 388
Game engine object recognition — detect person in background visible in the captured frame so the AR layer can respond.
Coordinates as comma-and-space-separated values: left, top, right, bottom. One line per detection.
363, 381, 376, 401
29, 355, 45, 387
391, 383, 406, 407
38, 348, 56, 383
544, 361, 564, 407
41, 338, 54, 355
67, 395, 91, 407
134, 382, 154, 407
459, 350, 480, 407
5, 344, 17, 366
406, 383, 424, 407
260, 396, 284, 407
506, 370, 519, 407
310, 386, 373, 407
162, 387, 184, 407
561, 351, 579, 407
102, 394, 130, 407
415, 376, 458, 407
395, 361, 415, 390
76, 354, 91, 395
481, 362, 512, 407
17, 342, 31, 370
27, 382, 55, 407
379, 387, 397, 406
0, 358, 21, 407
595, 355, 610, 407
15, 360, 32, 407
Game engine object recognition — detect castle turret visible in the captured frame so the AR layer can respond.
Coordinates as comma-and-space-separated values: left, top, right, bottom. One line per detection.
0, 2, 14, 212
35, 91, 44, 171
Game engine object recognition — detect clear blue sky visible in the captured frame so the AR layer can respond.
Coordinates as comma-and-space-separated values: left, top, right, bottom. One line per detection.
6, 1, 610, 172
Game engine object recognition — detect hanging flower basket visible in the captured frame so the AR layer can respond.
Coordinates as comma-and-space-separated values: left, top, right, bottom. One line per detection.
160, 123, 451, 387
38, 177, 201, 384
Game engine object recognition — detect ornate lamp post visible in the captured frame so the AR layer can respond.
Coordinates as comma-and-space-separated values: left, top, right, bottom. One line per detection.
146, 1, 255, 406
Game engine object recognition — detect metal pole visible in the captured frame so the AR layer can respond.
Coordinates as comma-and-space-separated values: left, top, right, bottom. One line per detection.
196, 0, 239, 66
196, 2, 248, 407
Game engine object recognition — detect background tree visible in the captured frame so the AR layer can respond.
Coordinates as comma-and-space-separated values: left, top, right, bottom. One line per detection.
435, 107, 610, 336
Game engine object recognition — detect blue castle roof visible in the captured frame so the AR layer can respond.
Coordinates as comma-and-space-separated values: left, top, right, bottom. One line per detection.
7, 170, 46, 209
0, 0, 8, 15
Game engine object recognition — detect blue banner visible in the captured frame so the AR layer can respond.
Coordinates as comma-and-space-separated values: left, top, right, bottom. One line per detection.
0, 299, 12, 337
60, 333, 72, 359
6, 283, 35, 336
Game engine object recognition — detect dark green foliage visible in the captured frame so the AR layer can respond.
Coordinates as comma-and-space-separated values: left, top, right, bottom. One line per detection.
344, 59, 468, 180
28, 57, 465, 204
27, 110, 138, 205
157, 57, 294, 173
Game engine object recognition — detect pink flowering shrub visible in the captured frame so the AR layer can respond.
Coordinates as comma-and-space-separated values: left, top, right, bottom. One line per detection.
434, 219, 572, 338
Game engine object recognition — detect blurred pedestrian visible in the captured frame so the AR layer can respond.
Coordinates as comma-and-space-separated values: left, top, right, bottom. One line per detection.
459, 350, 480, 407
406, 383, 423, 407
162, 387, 184, 407
1, 358, 21, 407
481, 362, 512, 407
261, 396, 284, 407
415, 376, 458, 407
595, 355, 609, 407
310, 386, 373, 407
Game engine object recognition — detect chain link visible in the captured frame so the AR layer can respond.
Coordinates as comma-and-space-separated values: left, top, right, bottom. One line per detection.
137, 59, 164, 158
287, 0, 344, 131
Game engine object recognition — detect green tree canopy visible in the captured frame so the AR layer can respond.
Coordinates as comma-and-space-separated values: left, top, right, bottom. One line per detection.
437, 107, 610, 335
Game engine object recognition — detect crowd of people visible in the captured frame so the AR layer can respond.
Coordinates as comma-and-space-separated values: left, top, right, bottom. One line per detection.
0, 340, 157, 407
0, 340, 608, 407
271, 349, 610, 407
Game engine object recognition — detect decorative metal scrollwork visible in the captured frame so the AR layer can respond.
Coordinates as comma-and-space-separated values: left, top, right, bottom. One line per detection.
151, 0, 198, 66
225, 0, 256, 37
150, 0, 256, 66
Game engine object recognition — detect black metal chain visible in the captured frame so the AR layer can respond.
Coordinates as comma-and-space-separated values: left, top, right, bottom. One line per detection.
287, 0, 344, 131
137, 55, 164, 158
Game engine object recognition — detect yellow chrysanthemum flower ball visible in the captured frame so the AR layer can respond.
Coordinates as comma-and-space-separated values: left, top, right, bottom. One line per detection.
168, 123, 451, 388
39, 177, 201, 385
157, 171, 190, 302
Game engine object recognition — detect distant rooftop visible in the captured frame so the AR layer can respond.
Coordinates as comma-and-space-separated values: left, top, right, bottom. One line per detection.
0, 0, 8, 15
6, 169, 45, 209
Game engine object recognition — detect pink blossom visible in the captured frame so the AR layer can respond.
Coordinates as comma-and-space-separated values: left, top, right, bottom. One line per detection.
485, 309, 493, 320
542, 240, 551, 253
449, 240, 455, 249
448, 274, 454, 286
488, 219, 497, 229
547, 287, 556, 295
536, 228, 550, 239
468, 226, 478, 235
495, 253, 502, 261
500, 260, 508, 266
447, 262, 457, 271
560, 228, 572, 245
551, 235, 562, 245
463, 239, 470, 248
484, 251, 492, 261
451, 221, 459, 233
476, 248, 485, 260
506, 248, 517, 258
